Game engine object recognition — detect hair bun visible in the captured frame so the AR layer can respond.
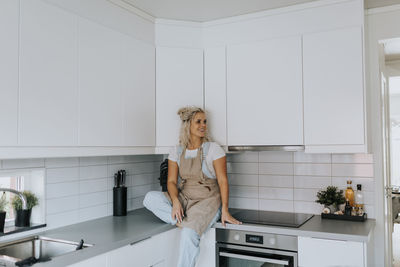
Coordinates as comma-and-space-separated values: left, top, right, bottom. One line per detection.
177, 106, 205, 122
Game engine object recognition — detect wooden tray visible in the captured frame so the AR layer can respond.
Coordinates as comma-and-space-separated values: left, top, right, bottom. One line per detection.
321, 212, 367, 222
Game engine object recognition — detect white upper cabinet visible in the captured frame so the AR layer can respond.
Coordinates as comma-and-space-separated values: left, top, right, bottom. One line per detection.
156, 46, 204, 148
122, 37, 155, 146
227, 36, 303, 146
0, 0, 18, 146
303, 27, 365, 152
204, 47, 227, 146
78, 18, 124, 146
19, 0, 78, 146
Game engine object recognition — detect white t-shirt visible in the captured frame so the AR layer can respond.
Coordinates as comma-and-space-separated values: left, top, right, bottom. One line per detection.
168, 142, 226, 179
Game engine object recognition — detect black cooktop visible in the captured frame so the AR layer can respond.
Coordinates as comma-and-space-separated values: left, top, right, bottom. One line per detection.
228, 208, 314, 228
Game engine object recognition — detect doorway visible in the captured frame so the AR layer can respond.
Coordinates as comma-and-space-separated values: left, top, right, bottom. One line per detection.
382, 38, 400, 267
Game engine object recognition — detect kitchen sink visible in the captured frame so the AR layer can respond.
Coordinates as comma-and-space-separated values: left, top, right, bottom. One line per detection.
0, 235, 93, 266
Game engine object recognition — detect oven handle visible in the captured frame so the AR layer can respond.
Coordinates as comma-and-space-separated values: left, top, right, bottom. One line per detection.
219, 251, 290, 265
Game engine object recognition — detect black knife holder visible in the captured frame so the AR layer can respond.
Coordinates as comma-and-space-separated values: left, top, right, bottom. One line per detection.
113, 186, 127, 216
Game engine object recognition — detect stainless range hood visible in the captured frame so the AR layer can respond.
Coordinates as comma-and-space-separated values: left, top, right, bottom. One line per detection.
228, 145, 304, 152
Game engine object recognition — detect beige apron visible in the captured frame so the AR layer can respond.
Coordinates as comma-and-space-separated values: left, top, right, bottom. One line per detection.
165, 146, 221, 236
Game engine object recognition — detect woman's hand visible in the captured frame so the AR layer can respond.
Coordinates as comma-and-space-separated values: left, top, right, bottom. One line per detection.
221, 209, 241, 227
171, 200, 184, 223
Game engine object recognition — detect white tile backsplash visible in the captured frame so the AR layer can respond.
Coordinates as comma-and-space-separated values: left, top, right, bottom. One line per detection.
79, 165, 108, 180
230, 186, 259, 198
47, 182, 79, 199
259, 163, 293, 175
259, 187, 293, 200
227, 152, 258, 162
45, 157, 79, 168
47, 167, 79, 184
332, 154, 374, 164
5, 151, 375, 230
259, 175, 293, 188
259, 151, 293, 163
227, 162, 258, 174
229, 197, 259, 210
2, 158, 45, 169
294, 176, 331, 189
332, 164, 374, 177
225, 151, 375, 217
228, 174, 258, 186
295, 163, 331, 176
294, 152, 331, 163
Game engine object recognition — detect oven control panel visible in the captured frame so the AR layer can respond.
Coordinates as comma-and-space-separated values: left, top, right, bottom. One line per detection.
216, 229, 297, 251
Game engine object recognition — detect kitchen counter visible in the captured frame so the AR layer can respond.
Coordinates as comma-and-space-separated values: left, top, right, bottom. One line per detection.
35, 208, 174, 267
214, 214, 375, 242
15, 208, 374, 266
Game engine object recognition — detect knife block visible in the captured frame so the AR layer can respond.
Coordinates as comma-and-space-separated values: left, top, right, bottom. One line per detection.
113, 187, 127, 216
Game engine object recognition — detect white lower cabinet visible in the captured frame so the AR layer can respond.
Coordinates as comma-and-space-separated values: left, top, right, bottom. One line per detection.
298, 236, 365, 267
67, 228, 216, 267
67, 253, 107, 267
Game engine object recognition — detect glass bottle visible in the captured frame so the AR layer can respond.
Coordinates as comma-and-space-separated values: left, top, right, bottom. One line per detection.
345, 180, 355, 207
345, 199, 352, 216
355, 184, 364, 209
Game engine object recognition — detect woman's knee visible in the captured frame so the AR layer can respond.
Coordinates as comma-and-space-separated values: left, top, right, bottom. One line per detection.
143, 191, 158, 209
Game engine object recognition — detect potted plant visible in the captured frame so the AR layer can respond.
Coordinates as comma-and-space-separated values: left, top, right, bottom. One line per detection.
12, 191, 38, 227
316, 186, 346, 212
0, 193, 8, 232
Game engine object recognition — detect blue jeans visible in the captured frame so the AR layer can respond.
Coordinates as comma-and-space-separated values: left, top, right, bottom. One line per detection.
143, 191, 221, 267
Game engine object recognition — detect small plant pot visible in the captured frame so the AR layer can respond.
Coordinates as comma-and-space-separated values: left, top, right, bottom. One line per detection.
15, 209, 31, 227
0, 211, 6, 232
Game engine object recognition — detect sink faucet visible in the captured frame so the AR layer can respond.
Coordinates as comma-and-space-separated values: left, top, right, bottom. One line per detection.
0, 188, 27, 210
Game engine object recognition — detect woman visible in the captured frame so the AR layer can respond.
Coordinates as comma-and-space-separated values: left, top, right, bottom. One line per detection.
143, 106, 240, 267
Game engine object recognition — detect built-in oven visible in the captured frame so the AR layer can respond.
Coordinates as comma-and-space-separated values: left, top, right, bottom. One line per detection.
216, 229, 298, 267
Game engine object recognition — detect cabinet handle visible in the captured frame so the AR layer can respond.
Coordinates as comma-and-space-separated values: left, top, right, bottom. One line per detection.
130, 236, 151, 246
219, 252, 289, 265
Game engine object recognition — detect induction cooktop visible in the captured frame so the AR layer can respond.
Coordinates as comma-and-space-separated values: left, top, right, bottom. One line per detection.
228, 208, 314, 228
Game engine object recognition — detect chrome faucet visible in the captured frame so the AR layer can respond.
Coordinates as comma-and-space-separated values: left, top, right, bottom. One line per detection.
0, 188, 27, 210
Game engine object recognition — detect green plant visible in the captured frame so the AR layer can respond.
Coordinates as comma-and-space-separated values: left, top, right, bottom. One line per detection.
316, 186, 346, 208
0, 193, 7, 212
11, 191, 38, 210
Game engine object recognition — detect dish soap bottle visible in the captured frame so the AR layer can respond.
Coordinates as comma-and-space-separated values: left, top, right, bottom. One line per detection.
345, 180, 355, 207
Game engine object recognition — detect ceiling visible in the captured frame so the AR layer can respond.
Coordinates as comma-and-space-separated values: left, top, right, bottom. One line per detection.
120, 0, 400, 22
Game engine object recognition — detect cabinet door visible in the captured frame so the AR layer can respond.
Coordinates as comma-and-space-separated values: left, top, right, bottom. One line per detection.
298, 236, 365, 267
67, 253, 107, 267
0, 0, 18, 145
19, 0, 78, 146
156, 47, 204, 148
303, 27, 365, 149
205, 47, 227, 146
227, 36, 303, 146
108, 238, 153, 267
122, 37, 155, 146
78, 18, 124, 146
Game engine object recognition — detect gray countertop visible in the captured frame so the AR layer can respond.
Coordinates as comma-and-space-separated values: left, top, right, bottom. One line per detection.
35, 209, 174, 267
20, 208, 374, 266
214, 214, 375, 242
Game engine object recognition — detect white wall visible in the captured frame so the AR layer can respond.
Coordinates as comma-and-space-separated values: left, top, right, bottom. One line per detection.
366, 5, 400, 266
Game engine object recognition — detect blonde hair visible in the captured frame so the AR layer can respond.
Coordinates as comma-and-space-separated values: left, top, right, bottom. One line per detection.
177, 106, 211, 148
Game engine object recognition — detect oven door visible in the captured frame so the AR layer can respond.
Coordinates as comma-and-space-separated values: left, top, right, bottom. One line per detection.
217, 243, 297, 267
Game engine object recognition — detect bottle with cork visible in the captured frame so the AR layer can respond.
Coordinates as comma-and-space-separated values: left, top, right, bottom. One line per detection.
345, 180, 355, 207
